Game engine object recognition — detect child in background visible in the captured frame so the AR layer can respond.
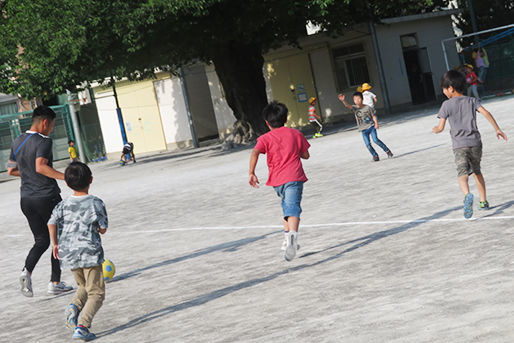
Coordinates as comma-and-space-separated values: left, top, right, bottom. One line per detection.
432, 70, 507, 218
361, 83, 378, 109
472, 46, 489, 84
249, 101, 310, 262
338, 92, 393, 161
68, 140, 79, 162
48, 162, 108, 341
308, 97, 323, 138
120, 142, 136, 165
464, 64, 479, 99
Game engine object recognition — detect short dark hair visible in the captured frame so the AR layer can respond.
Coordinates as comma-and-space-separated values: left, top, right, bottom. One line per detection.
262, 101, 288, 128
68, 140, 74, 144
32, 105, 56, 123
65, 162, 92, 191
353, 92, 363, 99
440, 70, 466, 93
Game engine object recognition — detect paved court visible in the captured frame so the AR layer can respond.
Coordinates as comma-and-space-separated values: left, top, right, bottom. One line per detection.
1, 96, 514, 342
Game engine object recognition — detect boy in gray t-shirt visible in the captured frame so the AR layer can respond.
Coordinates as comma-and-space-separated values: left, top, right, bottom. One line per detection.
338, 92, 393, 161
48, 162, 108, 341
433, 70, 507, 218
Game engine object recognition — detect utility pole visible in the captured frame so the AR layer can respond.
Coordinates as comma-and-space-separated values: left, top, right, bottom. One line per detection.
110, 75, 128, 145
466, 0, 480, 43
369, 20, 391, 115
66, 90, 86, 163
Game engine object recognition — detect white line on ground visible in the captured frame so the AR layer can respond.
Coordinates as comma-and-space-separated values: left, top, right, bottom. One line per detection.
6, 215, 513, 238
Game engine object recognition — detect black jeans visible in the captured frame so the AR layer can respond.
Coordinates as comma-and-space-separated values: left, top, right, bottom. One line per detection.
20, 195, 62, 282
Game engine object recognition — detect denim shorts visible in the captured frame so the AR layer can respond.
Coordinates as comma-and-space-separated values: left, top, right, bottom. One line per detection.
274, 181, 304, 219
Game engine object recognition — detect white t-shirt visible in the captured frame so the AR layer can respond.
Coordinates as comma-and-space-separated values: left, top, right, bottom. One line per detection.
362, 91, 376, 108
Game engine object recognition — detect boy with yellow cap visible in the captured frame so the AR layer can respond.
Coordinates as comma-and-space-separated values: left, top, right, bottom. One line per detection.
308, 97, 323, 138
361, 83, 378, 109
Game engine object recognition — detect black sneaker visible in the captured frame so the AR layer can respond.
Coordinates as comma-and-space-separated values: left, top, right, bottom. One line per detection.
373, 155, 380, 162
387, 151, 393, 158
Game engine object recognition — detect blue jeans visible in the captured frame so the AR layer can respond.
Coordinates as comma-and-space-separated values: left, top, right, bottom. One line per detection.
478, 66, 488, 83
274, 181, 304, 219
361, 126, 390, 157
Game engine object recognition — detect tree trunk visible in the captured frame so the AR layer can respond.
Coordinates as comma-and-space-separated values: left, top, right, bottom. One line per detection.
212, 41, 269, 140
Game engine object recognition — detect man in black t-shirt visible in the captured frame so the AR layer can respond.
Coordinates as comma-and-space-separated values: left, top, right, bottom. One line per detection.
7, 106, 73, 297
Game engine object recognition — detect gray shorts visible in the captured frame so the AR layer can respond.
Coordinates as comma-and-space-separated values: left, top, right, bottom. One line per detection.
453, 146, 482, 177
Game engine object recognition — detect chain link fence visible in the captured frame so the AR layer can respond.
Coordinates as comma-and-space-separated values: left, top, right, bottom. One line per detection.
0, 104, 106, 172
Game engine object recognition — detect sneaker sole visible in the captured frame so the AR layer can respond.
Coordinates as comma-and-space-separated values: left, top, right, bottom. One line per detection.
284, 235, 297, 262
464, 193, 474, 219
19, 274, 33, 297
48, 288, 73, 295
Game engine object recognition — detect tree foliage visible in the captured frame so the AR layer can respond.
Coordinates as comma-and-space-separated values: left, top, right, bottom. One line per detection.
452, 0, 514, 35
0, 0, 446, 135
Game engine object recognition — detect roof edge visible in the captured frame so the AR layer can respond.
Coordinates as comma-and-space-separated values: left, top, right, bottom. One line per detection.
380, 9, 461, 24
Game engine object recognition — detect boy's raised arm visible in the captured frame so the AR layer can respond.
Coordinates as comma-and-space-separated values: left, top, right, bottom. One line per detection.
248, 148, 261, 188
337, 94, 353, 109
477, 106, 507, 141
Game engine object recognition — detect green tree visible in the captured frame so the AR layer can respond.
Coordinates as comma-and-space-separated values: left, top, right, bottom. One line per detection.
452, 0, 514, 36
0, 0, 445, 137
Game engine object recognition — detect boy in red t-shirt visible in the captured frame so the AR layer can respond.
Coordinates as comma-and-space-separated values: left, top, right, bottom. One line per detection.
249, 101, 310, 261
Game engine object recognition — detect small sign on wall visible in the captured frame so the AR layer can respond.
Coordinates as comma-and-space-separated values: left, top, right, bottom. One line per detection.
297, 92, 308, 103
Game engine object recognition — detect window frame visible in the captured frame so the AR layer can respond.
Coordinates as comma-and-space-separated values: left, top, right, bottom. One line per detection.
332, 43, 371, 91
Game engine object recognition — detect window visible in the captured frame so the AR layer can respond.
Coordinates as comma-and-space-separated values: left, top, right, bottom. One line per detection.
401, 34, 418, 49
333, 44, 370, 91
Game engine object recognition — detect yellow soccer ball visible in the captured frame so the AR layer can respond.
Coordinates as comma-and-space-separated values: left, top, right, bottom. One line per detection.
102, 259, 116, 281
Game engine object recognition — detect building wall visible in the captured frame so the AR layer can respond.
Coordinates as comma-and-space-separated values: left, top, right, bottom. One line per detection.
261, 13, 459, 126
205, 64, 237, 139
265, 49, 319, 127
375, 15, 460, 105
182, 64, 219, 142
94, 90, 124, 154
309, 45, 340, 122
94, 78, 168, 155
153, 76, 194, 149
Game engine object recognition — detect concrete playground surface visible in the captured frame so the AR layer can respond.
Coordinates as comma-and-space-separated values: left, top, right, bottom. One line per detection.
1, 96, 514, 342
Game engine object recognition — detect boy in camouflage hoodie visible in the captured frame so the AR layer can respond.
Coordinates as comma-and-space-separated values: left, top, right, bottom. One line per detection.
48, 162, 108, 341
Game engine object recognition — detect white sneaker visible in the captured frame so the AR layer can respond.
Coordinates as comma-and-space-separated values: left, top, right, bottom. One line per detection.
284, 231, 298, 262
47, 281, 73, 295
281, 238, 300, 251
281, 238, 288, 251
19, 268, 33, 297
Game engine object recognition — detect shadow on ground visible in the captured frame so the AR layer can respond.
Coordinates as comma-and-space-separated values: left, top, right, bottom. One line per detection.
480, 200, 514, 218
392, 144, 446, 159
110, 231, 280, 283
97, 206, 459, 338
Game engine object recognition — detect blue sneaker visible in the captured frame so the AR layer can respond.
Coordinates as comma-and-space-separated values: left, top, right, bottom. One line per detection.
65, 304, 79, 330
72, 326, 96, 341
463, 193, 474, 219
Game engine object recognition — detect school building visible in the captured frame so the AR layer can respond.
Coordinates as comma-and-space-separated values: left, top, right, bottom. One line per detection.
0, 9, 460, 163
91, 9, 459, 157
